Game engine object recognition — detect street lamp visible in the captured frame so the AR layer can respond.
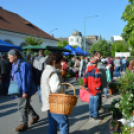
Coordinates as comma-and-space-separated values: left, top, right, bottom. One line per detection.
84, 15, 98, 52
49, 28, 57, 34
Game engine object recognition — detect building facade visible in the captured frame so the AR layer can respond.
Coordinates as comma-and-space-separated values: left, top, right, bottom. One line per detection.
68, 31, 99, 52
0, 7, 58, 47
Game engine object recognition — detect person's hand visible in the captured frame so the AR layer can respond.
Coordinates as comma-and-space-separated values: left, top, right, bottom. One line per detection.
22, 94, 27, 99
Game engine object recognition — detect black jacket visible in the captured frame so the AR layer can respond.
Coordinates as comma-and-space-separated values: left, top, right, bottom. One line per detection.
0, 58, 12, 75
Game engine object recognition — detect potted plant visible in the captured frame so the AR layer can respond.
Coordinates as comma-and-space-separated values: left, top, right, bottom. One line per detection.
108, 82, 118, 95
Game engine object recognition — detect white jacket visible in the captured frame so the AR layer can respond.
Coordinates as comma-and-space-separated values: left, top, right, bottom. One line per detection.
41, 65, 63, 112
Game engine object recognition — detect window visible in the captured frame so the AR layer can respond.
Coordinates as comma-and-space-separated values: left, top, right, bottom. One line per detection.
77, 38, 79, 42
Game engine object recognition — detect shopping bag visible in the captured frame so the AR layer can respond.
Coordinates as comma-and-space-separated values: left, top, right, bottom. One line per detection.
79, 89, 90, 102
8, 80, 19, 95
106, 70, 111, 82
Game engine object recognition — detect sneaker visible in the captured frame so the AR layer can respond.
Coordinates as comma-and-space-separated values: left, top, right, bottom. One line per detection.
29, 115, 39, 126
94, 116, 103, 120
13, 124, 28, 132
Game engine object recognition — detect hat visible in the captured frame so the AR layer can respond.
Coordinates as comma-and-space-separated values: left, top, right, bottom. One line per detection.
90, 57, 98, 64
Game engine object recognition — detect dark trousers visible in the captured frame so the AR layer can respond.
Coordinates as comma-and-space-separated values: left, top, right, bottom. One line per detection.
1, 74, 10, 95
110, 71, 113, 80
18, 97, 38, 125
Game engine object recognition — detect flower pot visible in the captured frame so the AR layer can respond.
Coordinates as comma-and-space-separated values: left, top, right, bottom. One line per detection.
109, 88, 116, 95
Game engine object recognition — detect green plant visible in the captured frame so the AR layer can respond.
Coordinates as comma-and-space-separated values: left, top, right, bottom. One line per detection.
44, 50, 51, 55
115, 70, 134, 120
23, 36, 44, 46
77, 78, 83, 85
121, 126, 131, 134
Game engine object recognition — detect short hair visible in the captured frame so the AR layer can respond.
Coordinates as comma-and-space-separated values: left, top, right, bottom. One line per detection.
94, 51, 101, 56
46, 52, 63, 65
39, 50, 44, 56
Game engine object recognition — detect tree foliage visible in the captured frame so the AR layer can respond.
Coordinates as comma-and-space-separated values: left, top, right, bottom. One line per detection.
112, 41, 128, 56
23, 36, 44, 46
57, 40, 68, 48
72, 45, 78, 49
89, 39, 111, 57
44, 50, 51, 55
121, 0, 134, 50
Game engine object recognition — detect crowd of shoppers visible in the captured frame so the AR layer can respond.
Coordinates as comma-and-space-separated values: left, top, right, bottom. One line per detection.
0, 49, 131, 133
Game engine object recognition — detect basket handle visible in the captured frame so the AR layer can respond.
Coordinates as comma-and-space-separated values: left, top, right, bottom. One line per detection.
61, 83, 76, 96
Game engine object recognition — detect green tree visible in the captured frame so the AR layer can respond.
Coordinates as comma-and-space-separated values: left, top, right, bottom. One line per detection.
23, 36, 44, 46
89, 39, 111, 57
112, 41, 128, 56
121, 0, 134, 50
44, 50, 51, 55
57, 40, 68, 47
72, 45, 78, 49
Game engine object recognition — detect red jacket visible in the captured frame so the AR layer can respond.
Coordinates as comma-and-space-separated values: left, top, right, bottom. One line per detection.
83, 65, 102, 96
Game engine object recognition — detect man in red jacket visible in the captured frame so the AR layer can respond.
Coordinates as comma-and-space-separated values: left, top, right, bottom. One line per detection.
83, 57, 102, 120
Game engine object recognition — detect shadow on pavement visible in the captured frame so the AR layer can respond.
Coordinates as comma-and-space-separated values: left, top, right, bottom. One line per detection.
0, 108, 17, 117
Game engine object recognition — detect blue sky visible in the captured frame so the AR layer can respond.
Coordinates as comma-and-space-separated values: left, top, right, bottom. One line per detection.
0, 0, 128, 40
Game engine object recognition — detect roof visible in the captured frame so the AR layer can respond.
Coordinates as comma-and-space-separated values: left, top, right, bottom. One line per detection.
0, 7, 58, 41
22, 45, 71, 52
57, 37, 68, 42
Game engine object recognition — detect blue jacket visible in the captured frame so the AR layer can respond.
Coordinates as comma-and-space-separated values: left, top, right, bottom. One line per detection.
11, 59, 37, 97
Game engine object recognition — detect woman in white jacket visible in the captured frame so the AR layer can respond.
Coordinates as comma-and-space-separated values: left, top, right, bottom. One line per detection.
41, 52, 69, 134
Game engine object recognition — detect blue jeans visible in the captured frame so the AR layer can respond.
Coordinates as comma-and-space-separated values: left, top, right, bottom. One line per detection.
122, 64, 126, 71
115, 66, 121, 77
104, 88, 108, 97
48, 111, 69, 134
89, 94, 100, 118
38, 86, 42, 102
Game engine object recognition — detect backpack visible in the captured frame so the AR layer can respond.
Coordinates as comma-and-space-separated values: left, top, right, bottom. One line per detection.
33, 56, 46, 71
19, 61, 40, 86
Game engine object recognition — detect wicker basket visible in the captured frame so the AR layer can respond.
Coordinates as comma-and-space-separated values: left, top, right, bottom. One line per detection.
49, 83, 77, 115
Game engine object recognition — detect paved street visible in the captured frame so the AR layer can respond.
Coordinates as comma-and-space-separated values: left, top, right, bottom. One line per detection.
0, 78, 118, 134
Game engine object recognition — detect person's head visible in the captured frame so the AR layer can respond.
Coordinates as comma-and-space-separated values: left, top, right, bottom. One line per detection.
80, 56, 84, 60
93, 51, 101, 60
8, 49, 22, 63
76, 57, 79, 61
26, 54, 31, 60
90, 57, 99, 66
1, 53, 7, 60
46, 52, 63, 69
38, 50, 45, 56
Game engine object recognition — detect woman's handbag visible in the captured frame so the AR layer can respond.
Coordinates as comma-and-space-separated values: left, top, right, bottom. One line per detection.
106, 70, 111, 82
8, 79, 19, 95
49, 83, 77, 115
79, 89, 90, 102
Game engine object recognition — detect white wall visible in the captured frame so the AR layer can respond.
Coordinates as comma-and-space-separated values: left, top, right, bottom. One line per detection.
0, 30, 58, 46
69, 35, 85, 49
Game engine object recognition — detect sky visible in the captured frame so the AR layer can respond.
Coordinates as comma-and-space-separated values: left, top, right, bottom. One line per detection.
0, 0, 128, 40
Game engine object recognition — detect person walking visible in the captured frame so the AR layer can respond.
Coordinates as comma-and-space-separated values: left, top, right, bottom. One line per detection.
83, 57, 102, 120
41, 52, 69, 134
97, 60, 108, 98
114, 57, 121, 77
122, 57, 127, 71
0, 53, 11, 95
8, 49, 39, 132
74, 57, 80, 81
79, 56, 86, 77
107, 56, 114, 80
33, 50, 46, 102
61, 58, 68, 82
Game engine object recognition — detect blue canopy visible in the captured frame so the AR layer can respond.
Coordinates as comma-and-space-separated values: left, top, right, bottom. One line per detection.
0, 39, 22, 52
63, 45, 82, 56
75, 46, 87, 56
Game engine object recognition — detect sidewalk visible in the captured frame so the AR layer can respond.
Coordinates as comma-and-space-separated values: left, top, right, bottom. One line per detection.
74, 95, 120, 134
